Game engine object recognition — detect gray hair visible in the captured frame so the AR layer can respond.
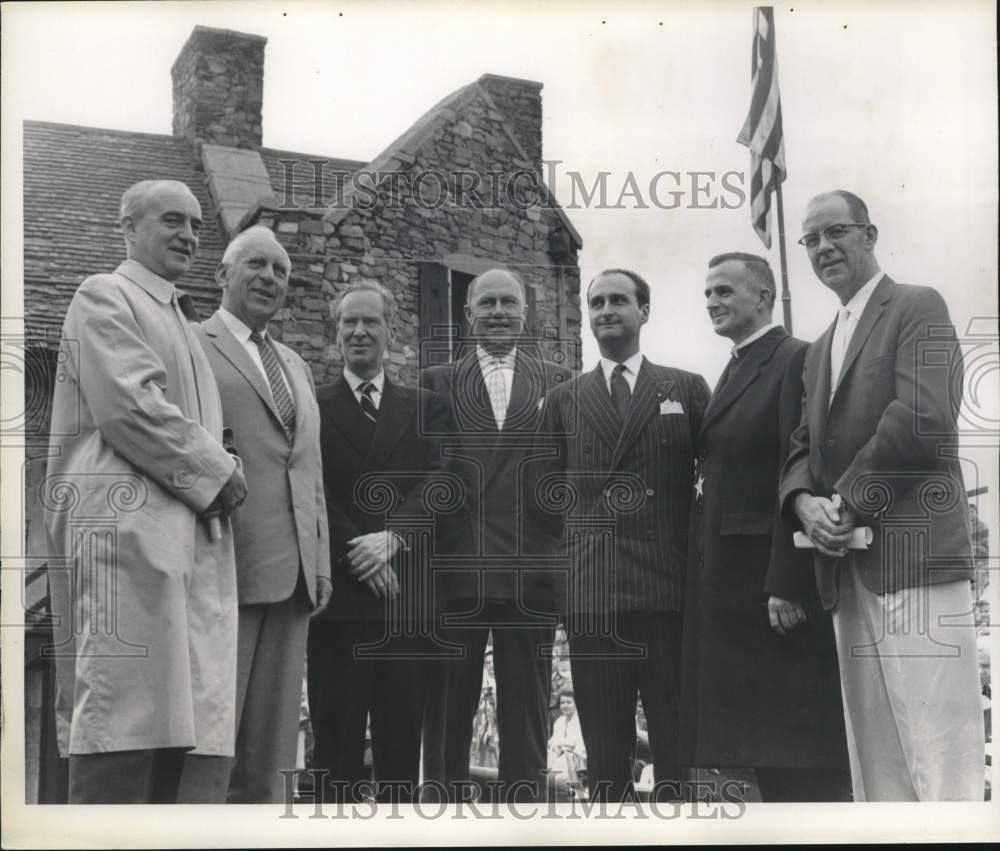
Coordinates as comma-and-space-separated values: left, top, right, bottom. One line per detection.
221, 225, 288, 267
118, 179, 194, 224
331, 281, 398, 327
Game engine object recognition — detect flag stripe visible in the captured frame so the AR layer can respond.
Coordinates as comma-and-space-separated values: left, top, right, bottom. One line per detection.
737, 5, 785, 249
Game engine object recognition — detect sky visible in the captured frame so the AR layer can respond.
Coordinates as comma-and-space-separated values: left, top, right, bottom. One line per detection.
4, 0, 996, 497
3, 1, 996, 376
1, 1, 998, 842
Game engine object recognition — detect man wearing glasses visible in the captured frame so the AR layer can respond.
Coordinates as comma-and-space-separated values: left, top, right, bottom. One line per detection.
779, 190, 983, 800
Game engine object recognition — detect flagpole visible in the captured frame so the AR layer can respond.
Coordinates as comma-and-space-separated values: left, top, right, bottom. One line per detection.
774, 180, 793, 334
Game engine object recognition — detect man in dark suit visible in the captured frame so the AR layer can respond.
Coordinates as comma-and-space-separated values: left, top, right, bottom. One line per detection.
779, 190, 983, 800
309, 281, 448, 803
421, 268, 570, 802
195, 225, 331, 803
538, 268, 710, 802
678, 252, 849, 802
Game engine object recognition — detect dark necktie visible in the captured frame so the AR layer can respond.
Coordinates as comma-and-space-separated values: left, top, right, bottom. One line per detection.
359, 381, 379, 425
713, 351, 739, 396
249, 331, 296, 437
610, 363, 631, 421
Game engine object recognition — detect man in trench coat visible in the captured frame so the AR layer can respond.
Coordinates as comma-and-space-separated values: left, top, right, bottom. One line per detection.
678, 252, 850, 801
45, 179, 247, 803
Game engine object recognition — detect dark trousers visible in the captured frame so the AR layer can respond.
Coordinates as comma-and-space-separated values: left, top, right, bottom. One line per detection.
435, 601, 552, 802
568, 611, 683, 802
307, 618, 424, 803
755, 766, 853, 802
68, 749, 229, 803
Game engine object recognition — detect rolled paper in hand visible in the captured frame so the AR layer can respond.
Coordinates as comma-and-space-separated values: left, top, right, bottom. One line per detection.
793, 527, 873, 550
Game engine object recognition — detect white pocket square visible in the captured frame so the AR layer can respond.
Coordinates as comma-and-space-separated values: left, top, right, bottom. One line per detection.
660, 399, 684, 415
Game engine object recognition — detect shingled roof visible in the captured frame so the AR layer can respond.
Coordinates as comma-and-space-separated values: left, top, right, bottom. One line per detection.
22, 120, 364, 348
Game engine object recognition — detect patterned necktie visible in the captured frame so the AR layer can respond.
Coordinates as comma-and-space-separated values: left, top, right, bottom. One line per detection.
486, 356, 510, 430
610, 363, 631, 421
358, 381, 379, 425
249, 330, 296, 437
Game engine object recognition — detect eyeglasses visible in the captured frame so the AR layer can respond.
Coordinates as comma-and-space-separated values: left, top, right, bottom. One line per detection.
797, 223, 868, 250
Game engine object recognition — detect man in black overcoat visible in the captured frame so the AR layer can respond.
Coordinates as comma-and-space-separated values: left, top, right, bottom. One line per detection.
679, 252, 850, 801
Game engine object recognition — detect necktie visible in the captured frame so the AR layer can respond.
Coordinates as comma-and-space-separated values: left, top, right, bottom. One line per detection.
714, 351, 739, 395
831, 307, 852, 393
486, 357, 509, 429
610, 363, 631, 421
249, 330, 296, 437
359, 381, 379, 425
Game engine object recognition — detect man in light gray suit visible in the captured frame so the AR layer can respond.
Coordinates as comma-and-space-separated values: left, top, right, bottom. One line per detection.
196, 225, 331, 803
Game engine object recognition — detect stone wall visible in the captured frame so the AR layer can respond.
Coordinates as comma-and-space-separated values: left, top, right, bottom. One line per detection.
478, 75, 544, 174
260, 88, 580, 387
172, 26, 266, 151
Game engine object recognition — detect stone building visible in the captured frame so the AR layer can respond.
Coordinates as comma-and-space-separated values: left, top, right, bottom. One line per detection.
19, 24, 582, 802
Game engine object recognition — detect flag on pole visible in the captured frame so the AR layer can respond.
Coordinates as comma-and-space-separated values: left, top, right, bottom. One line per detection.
737, 6, 786, 249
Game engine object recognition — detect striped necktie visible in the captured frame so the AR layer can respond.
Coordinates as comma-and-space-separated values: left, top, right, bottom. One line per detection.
359, 381, 379, 425
249, 330, 296, 437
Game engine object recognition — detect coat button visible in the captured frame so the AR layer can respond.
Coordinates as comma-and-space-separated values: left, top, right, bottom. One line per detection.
645, 488, 655, 497
661, 438, 669, 446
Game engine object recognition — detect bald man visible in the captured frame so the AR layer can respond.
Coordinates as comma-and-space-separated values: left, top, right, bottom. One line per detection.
46, 179, 246, 803
421, 269, 571, 802
195, 226, 330, 803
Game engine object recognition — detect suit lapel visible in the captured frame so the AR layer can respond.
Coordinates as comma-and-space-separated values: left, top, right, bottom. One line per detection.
365, 378, 415, 470
454, 349, 498, 434
275, 342, 312, 451
831, 276, 894, 403
610, 360, 673, 470
812, 320, 836, 435
480, 349, 547, 487
205, 312, 285, 430
701, 328, 786, 436
578, 365, 622, 452
322, 376, 372, 457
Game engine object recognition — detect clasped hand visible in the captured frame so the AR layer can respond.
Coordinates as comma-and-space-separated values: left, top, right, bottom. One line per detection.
204, 464, 248, 519
347, 531, 403, 599
794, 493, 857, 557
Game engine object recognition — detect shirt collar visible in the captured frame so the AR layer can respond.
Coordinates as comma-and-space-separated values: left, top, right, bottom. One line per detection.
600, 351, 644, 383
218, 306, 261, 344
733, 322, 781, 357
842, 271, 884, 319
343, 367, 385, 394
115, 259, 178, 304
476, 344, 518, 369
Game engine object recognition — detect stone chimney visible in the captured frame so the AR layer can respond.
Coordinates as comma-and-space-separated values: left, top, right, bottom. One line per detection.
478, 74, 543, 173
172, 26, 266, 150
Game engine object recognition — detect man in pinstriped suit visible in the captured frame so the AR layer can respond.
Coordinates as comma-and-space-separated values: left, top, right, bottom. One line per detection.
537, 269, 710, 802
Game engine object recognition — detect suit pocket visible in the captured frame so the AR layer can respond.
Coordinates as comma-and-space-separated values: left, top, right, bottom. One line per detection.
720, 511, 773, 536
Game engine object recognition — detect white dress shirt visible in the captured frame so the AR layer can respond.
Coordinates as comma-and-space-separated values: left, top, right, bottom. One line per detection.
343, 366, 385, 410
831, 271, 884, 397
599, 351, 644, 393
477, 344, 517, 429
218, 306, 292, 397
